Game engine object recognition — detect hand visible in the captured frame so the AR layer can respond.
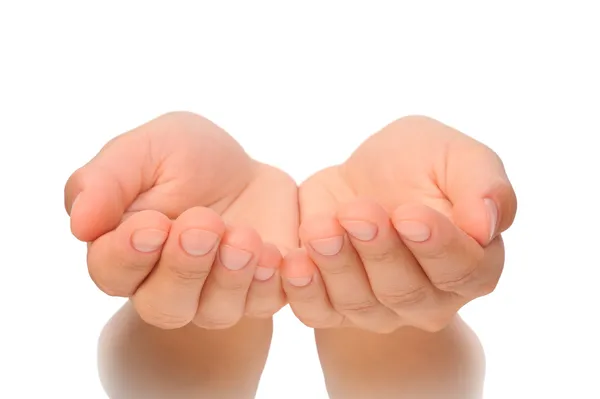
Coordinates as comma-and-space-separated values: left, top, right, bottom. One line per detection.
65, 112, 298, 329
281, 116, 517, 333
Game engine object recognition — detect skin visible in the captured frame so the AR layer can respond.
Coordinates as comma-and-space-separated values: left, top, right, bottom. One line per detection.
65, 112, 299, 397
281, 116, 517, 398
65, 113, 517, 398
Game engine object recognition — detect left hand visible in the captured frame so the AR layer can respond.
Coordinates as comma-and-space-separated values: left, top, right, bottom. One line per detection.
281, 116, 517, 333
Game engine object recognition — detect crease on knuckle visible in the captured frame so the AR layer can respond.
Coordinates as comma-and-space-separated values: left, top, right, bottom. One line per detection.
420, 244, 449, 261
213, 277, 248, 293
432, 267, 480, 292
289, 289, 323, 306
376, 285, 429, 308
136, 303, 189, 329
334, 298, 379, 315
167, 263, 210, 283
321, 262, 353, 276
362, 250, 400, 264
194, 312, 239, 330
114, 257, 153, 274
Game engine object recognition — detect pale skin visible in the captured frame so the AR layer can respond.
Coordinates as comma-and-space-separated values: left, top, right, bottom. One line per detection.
65, 112, 517, 398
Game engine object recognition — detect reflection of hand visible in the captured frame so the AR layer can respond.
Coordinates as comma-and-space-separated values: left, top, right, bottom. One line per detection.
65, 112, 298, 329
282, 116, 517, 333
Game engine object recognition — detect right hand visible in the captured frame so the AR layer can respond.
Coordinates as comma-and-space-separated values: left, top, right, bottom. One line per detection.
65, 112, 298, 329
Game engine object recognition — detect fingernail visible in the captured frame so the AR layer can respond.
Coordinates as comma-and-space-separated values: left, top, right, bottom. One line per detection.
310, 236, 343, 256
396, 221, 431, 242
131, 229, 168, 253
484, 198, 498, 243
339, 220, 378, 241
254, 267, 276, 281
286, 276, 313, 287
220, 245, 252, 271
180, 229, 219, 256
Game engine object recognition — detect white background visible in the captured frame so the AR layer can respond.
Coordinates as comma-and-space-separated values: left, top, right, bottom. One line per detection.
1, 2, 599, 398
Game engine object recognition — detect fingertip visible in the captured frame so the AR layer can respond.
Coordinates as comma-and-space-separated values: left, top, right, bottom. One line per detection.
258, 243, 283, 268
281, 248, 315, 280
175, 206, 226, 235
391, 205, 431, 242
299, 214, 344, 243
120, 210, 172, 253
252, 243, 282, 281
337, 199, 389, 242
453, 197, 503, 246
221, 224, 263, 254
393, 204, 483, 262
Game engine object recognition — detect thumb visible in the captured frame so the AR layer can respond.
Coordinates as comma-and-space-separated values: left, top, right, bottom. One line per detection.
64, 126, 156, 242
444, 138, 517, 247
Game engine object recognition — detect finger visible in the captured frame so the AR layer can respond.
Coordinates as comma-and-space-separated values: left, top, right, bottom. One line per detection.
441, 125, 518, 245
281, 248, 345, 329
300, 215, 398, 332
244, 243, 286, 318
87, 210, 171, 297
132, 207, 225, 329
193, 225, 262, 329
392, 203, 503, 299
337, 200, 444, 324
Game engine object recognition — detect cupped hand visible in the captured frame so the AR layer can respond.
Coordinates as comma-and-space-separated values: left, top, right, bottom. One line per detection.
281, 116, 517, 333
65, 112, 298, 329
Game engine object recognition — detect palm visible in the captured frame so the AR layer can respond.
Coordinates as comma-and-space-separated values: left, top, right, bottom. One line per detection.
219, 164, 299, 252
68, 112, 298, 248
300, 117, 455, 217
126, 132, 298, 250
298, 116, 510, 246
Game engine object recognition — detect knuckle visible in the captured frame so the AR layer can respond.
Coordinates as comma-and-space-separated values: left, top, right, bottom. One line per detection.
89, 272, 134, 297
298, 313, 343, 329
135, 303, 190, 330
358, 318, 400, 335
112, 255, 154, 274
477, 278, 499, 297
432, 268, 479, 292
214, 276, 248, 293
167, 262, 210, 283
334, 298, 379, 315
418, 314, 454, 333
97, 284, 132, 298
245, 300, 285, 319
361, 250, 401, 264
388, 115, 442, 136
160, 110, 204, 126
418, 242, 450, 260
376, 285, 429, 308
372, 325, 399, 334
359, 319, 399, 334
246, 308, 277, 319
320, 262, 353, 276
288, 288, 323, 306
193, 312, 239, 330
